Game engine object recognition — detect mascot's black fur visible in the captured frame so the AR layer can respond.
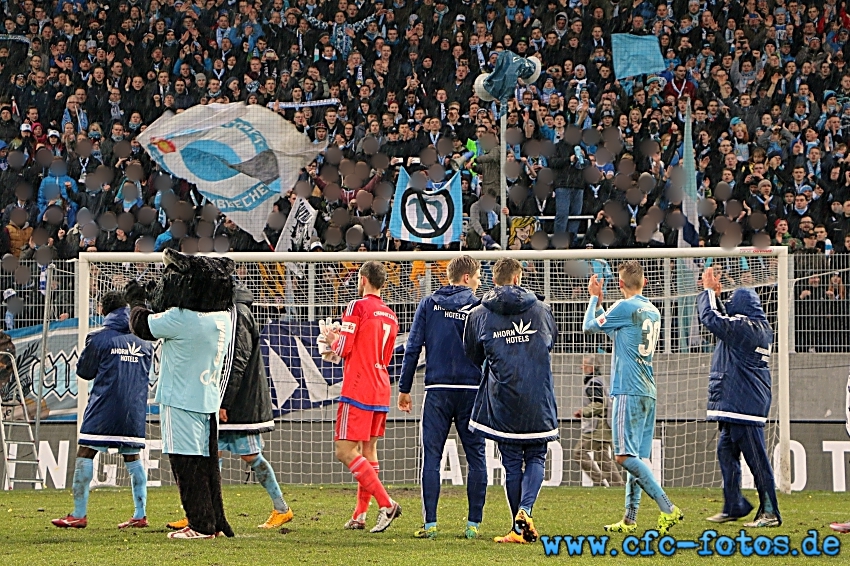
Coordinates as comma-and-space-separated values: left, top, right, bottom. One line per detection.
125, 249, 236, 537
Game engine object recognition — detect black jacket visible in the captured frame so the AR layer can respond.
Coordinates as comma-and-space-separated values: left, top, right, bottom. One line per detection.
548, 139, 587, 189
219, 284, 274, 434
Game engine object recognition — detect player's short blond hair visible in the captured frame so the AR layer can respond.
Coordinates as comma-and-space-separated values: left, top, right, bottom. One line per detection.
447, 255, 480, 284
618, 260, 644, 291
493, 258, 522, 286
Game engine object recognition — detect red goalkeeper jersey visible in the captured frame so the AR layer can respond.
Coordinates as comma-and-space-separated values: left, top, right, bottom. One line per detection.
333, 293, 399, 412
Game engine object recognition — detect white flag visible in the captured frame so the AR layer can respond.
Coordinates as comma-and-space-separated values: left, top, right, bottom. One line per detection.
276, 196, 317, 253
137, 103, 321, 241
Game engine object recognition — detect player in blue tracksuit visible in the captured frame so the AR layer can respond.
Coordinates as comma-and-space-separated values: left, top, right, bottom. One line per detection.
398, 255, 486, 540
52, 292, 153, 530
698, 267, 781, 528
464, 258, 558, 544
583, 260, 683, 536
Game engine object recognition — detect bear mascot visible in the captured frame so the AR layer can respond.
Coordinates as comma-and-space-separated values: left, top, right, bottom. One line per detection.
124, 248, 237, 539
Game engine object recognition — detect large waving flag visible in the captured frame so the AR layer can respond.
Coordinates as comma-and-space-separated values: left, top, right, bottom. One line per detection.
138, 103, 321, 242
389, 168, 463, 245
611, 34, 665, 79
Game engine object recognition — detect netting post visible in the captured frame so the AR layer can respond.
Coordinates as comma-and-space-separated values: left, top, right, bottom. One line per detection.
425, 263, 432, 296
34, 264, 54, 448
543, 260, 551, 300
75, 257, 90, 435
787, 254, 796, 353
307, 262, 316, 321
663, 260, 672, 354
777, 248, 792, 494
500, 112, 507, 247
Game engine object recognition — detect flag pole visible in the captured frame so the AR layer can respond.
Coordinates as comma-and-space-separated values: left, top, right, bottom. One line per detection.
500, 110, 507, 247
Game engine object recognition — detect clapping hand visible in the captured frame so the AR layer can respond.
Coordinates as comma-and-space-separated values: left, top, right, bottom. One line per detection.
588, 274, 604, 301
702, 267, 722, 295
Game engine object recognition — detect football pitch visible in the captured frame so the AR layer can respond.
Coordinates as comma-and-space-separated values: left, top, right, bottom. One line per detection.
3, 485, 850, 565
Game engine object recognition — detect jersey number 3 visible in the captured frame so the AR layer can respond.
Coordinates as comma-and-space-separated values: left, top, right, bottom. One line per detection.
639, 319, 661, 357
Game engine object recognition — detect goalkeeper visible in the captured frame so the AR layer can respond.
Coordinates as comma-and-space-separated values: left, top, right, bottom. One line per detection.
397, 255, 486, 540
698, 267, 781, 528
464, 258, 558, 544
582, 261, 683, 535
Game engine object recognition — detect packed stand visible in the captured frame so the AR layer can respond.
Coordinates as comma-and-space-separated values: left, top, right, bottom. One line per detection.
0, 0, 846, 339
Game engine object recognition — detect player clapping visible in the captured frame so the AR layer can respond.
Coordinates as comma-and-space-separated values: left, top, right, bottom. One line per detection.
582, 261, 683, 535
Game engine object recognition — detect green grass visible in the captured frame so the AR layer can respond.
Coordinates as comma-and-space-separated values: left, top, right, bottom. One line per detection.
2, 485, 850, 565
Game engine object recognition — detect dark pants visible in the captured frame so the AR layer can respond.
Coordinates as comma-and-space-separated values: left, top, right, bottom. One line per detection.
716, 421, 781, 522
421, 389, 487, 524
498, 442, 548, 519
169, 416, 233, 536
554, 187, 583, 235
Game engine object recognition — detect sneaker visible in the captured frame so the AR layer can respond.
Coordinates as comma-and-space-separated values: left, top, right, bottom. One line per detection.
51, 515, 87, 529
414, 525, 437, 539
258, 509, 293, 529
514, 509, 538, 543
604, 520, 637, 533
494, 530, 527, 543
706, 513, 742, 523
167, 526, 216, 540
344, 518, 366, 530
370, 501, 402, 533
465, 524, 479, 539
830, 521, 850, 533
744, 513, 780, 528
118, 517, 149, 529
166, 517, 188, 530
658, 505, 684, 535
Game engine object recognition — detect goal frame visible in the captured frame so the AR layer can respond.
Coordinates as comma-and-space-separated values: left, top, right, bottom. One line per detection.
75, 247, 792, 493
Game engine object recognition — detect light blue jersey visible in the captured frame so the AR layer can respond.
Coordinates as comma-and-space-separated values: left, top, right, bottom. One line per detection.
149, 308, 234, 414
583, 295, 661, 399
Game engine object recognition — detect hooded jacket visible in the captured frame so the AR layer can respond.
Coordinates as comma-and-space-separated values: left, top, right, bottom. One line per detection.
398, 285, 482, 394
697, 288, 773, 426
77, 307, 154, 448
464, 285, 559, 445
219, 284, 274, 434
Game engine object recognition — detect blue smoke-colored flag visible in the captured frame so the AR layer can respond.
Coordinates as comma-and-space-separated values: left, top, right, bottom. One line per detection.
474, 52, 542, 116
389, 168, 463, 245
611, 34, 665, 79
680, 103, 700, 247
138, 103, 322, 242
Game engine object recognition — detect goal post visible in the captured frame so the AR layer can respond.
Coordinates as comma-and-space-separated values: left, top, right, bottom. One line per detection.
75, 247, 791, 493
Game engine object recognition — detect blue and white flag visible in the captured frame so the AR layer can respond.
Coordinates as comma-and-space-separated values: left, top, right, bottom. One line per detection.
680, 103, 700, 248
138, 103, 321, 242
389, 168, 463, 245
611, 34, 665, 79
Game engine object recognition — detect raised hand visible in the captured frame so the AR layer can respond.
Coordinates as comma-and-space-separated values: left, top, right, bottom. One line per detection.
588, 274, 604, 301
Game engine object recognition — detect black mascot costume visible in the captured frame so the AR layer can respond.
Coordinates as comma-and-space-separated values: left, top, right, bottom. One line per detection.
125, 248, 237, 539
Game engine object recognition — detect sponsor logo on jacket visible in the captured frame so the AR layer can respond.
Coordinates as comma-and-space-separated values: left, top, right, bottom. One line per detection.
111, 342, 143, 363
492, 319, 538, 344
434, 303, 474, 320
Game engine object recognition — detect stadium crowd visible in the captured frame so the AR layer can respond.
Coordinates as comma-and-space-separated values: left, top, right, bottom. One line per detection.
0, 0, 849, 335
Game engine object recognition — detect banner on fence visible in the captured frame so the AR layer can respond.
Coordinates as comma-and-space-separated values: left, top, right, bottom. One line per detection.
3, 319, 416, 421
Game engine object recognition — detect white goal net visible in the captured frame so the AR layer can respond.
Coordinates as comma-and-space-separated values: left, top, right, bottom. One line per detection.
75, 248, 791, 492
